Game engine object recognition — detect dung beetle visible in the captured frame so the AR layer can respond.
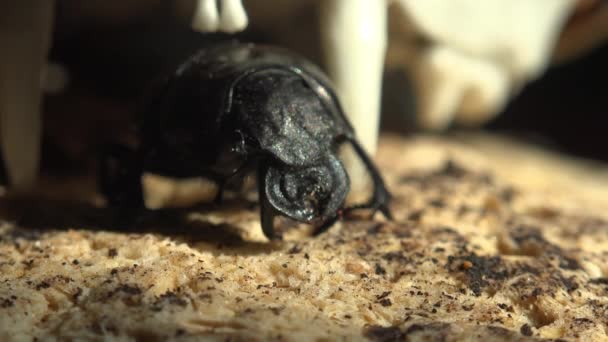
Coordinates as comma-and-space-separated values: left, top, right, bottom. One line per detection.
99, 42, 391, 239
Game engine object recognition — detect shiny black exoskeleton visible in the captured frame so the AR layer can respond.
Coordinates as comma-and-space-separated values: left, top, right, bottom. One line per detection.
100, 42, 391, 239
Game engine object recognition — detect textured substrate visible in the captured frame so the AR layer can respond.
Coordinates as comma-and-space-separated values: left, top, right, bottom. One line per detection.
1, 134, 608, 341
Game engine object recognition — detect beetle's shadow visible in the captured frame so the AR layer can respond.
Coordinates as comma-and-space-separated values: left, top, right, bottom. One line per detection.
0, 196, 277, 253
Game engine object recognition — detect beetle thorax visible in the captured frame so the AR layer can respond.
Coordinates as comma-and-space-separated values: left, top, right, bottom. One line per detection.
231, 69, 338, 167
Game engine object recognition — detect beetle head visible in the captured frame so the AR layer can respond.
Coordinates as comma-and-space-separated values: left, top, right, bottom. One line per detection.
263, 154, 349, 224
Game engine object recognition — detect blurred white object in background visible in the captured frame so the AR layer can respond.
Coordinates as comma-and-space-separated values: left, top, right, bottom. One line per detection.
320, 0, 387, 156
411, 45, 510, 130
0, 0, 55, 192
319, 0, 387, 192
191, 0, 248, 33
393, 0, 576, 130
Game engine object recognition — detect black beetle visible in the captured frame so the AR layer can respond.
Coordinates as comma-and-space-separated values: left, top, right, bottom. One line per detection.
99, 42, 391, 239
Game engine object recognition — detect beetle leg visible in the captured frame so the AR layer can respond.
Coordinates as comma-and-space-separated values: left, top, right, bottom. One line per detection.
260, 193, 278, 240
202, 171, 227, 204
312, 215, 340, 236
341, 136, 393, 220
257, 163, 278, 240
98, 144, 144, 208
212, 157, 255, 204
213, 180, 227, 204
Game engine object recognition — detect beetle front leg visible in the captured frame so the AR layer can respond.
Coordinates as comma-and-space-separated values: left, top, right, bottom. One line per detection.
257, 163, 280, 240
339, 136, 392, 220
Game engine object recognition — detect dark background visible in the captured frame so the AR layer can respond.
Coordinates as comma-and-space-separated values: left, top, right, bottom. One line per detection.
488, 42, 608, 163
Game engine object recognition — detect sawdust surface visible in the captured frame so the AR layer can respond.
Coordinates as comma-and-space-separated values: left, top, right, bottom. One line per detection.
1, 134, 608, 341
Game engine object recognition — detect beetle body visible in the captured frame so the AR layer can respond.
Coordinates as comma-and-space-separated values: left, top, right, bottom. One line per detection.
100, 42, 391, 239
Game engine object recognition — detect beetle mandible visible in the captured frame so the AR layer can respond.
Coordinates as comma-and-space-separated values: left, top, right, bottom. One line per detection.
99, 42, 392, 239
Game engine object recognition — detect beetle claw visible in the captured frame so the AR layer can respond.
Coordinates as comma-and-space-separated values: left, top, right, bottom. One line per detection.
312, 215, 340, 236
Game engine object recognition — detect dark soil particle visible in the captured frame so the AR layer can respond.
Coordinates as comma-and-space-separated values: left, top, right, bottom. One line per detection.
115, 284, 142, 295
376, 291, 391, 300
462, 304, 474, 311
287, 245, 301, 254
1, 298, 14, 308
73, 287, 83, 300
497, 303, 509, 311
382, 252, 410, 264
520, 324, 533, 336
407, 210, 423, 221
269, 307, 283, 315
36, 282, 51, 290
559, 275, 579, 292
108, 248, 118, 258
428, 198, 446, 208
435, 160, 469, 178
572, 317, 594, 326
364, 325, 403, 341
1, 228, 43, 242
558, 257, 581, 271
375, 264, 387, 276
364, 322, 518, 341
446, 254, 508, 296
156, 292, 188, 307
378, 299, 392, 307
367, 223, 384, 235
589, 277, 608, 285
508, 226, 581, 270
500, 187, 516, 202
405, 323, 451, 336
